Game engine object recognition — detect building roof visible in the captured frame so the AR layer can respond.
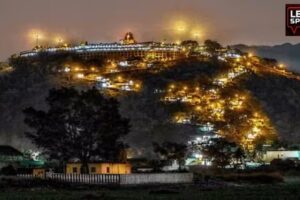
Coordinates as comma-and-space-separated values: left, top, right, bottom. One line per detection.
67, 161, 128, 164
0, 145, 23, 157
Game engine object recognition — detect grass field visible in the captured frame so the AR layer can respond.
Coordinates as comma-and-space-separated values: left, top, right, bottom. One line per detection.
0, 180, 300, 200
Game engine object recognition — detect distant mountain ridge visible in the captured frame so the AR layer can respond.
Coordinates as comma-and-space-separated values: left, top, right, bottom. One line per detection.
232, 43, 300, 73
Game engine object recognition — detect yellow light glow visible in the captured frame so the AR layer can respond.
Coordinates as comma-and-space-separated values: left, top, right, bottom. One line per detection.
191, 28, 202, 40
174, 20, 187, 34
28, 29, 45, 46
248, 53, 253, 58
76, 73, 84, 79
192, 31, 201, 38
170, 84, 175, 89
111, 61, 117, 68
28, 30, 44, 39
55, 36, 64, 44
135, 83, 141, 89
247, 133, 256, 139
252, 126, 260, 133
278, 63, 285, 68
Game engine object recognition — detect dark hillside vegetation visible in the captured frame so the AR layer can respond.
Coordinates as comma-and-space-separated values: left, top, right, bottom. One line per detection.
1, 54, 300, 152
244, 74, 300, 143
233, 43, 300, 73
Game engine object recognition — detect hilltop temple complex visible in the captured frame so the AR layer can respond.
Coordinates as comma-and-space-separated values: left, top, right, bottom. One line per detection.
19, 32, 184, 60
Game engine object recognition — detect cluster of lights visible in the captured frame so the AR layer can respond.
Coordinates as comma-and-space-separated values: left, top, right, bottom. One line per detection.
24, 29, 290, 155
186, 133, 221, 166
165, 84, 227, 123
163, 76, 274, 151
57, 45, 278, 154
96, 75, 141, 92
20, 39, 182, 58
214, 65, 247, 87
27, 29, 68, 48
229, 94, 246, 110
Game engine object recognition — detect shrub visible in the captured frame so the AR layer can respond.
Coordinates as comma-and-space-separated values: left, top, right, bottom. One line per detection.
0, 165, 17, 175
271, 159, 296, 171
218, 172, 284, 184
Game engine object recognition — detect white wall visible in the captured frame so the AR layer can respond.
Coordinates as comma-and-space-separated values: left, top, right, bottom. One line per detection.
263, 151, 300, 163
120, 173, 193, 185
17, 173, 194, 185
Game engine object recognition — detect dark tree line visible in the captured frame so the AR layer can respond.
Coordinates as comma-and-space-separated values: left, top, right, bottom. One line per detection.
23, 87, 130, 173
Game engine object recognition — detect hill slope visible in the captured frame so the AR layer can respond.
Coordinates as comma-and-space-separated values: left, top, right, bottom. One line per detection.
232, 43, 300, 73
1, 53, 300, 154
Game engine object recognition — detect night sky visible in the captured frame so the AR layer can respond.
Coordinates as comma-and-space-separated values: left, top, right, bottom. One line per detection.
0, 0, 298, 60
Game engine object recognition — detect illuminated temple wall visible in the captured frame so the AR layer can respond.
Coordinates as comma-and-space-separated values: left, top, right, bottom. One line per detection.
76, 50, 182, 60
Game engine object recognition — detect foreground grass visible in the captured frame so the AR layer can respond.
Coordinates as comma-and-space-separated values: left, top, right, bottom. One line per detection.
0, 181, 300, 200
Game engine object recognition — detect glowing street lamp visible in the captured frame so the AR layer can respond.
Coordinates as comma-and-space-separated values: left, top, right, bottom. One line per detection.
74, 67, 80, 72
252, 126, 260, 133
177, 26, 185, 32
195, 106, 201, 111
192, 29, 202, 41
278, 63, 285, 69
135, 83, 141, 90
174, 20, 187, 34
29, 30, 44, 47
35, 33, 41, 47
193, 32, 201, 39
64, 67, 70, 73
247, 133, 256, 139
117, 76, 122, 82
76, 73, 84, 79
55, 36, 64, 46
170, 84, 175, 89
175, 40, 181, 45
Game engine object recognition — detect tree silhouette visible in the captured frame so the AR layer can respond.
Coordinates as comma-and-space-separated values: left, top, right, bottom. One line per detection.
153, 141, 187, 170
23, 87, 130, 173
202, 137, 244, 169
204, 39, 222, 55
